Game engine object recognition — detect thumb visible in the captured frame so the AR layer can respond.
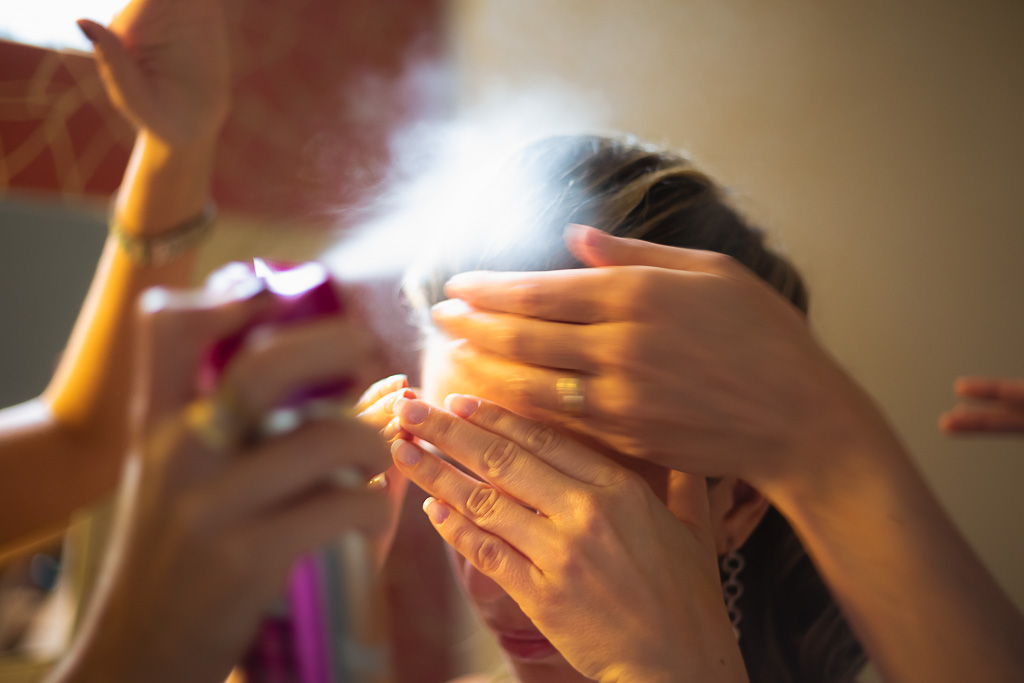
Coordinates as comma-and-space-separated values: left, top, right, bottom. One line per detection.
77, 19, 148, 127
565, 223, 733, 276
669, 472, 717, 546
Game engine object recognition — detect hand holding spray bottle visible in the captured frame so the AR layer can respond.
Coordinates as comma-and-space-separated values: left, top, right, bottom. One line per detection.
201, 259, 389, 683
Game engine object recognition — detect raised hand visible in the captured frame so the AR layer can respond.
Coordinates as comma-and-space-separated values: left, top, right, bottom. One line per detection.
939, 376, 1024, 435
77, 0, 230, 146
434, 224, 897, 497
389, 395, 748, 683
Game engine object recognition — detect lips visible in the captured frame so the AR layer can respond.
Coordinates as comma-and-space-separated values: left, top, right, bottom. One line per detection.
495, 630, 558, 661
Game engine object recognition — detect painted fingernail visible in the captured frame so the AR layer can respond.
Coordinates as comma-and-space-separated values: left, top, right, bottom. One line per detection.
431, 298, 472, 320
423, 497, 449, 524
391, 439, 421, 466
445, 394, 479, 418
382, 415, 402, 441
395, 397, 429, 425
367, 472, 388, 491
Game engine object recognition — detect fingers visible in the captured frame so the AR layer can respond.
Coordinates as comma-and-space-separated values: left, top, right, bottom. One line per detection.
390, 439, 551, 554
137, 285, 274, 420
421, 497, 534, 596
565, 223, 741, 277
441, 338, 630, 426
355, 375, 410, 414
392, 397, 570, 513
443, 394, 624, 487
220, 317, 377, 418
444, 269, 630, 324
431, 300, 600, 373
939, 407, 1024, 434
953, 377, 1024, 404
77, 19, 146, 127
195, 419, 391, 526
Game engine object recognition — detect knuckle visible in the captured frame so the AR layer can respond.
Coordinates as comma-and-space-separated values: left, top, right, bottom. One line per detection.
474, 536, 505, 574
522, 422, 559, 456
571, 491, 614, 539
465, 485, 501, 523
481, 439, 518, 479
611, 470, 650, 502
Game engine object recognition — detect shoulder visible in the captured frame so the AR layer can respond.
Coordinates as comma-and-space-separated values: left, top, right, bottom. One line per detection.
447, 676, 494, 683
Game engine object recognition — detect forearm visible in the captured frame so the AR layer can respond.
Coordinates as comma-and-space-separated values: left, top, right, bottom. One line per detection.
0, 133, 215, 546
771, 419, 1024, 683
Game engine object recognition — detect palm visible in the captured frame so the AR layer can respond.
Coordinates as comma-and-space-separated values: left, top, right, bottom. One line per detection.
90, 0, 230, 144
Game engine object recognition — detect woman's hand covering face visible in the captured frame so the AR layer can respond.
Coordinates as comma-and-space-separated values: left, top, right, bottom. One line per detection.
52, 277, 395, 683
433, 225, 895, 497
390, 396, 748, 683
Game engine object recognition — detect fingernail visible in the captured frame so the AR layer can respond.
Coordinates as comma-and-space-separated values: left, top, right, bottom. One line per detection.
567, 223, 606, 248
395, 397, 429, 425
423, 497, 449, 524
445, 394, 479, 418
444, 271, 489, 295
384, 388, 417, 413
391, 439, 421, 466
367, 472, 388, 491
382, 415, 402, 441
431, 298, 472, 320
76, 19, 98, 43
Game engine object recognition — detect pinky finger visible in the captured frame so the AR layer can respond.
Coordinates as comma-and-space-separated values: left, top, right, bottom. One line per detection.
423, 497, 536, 596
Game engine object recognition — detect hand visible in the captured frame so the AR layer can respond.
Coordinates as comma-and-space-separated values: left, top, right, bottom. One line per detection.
77, 0, 230, 146
50, 285, 393, 683
939, 376, 1024, 435
434, 225, 896, 496
389, 395, 748, 683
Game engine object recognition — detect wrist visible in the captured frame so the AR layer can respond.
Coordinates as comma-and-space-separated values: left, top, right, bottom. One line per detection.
758, 363, 911, 518
113, 130, 218, 237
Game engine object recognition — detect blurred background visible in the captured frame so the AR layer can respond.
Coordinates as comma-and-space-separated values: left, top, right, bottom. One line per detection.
1, 0, 1022, 680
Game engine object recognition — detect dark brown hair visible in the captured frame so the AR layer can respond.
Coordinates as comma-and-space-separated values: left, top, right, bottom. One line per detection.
406, 134, 864, 683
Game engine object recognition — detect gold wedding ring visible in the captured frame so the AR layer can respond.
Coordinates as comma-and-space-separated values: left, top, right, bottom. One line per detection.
555, 377, 586, 417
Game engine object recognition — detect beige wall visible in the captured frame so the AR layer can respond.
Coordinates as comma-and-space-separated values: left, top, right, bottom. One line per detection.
449, 0, 1024, 669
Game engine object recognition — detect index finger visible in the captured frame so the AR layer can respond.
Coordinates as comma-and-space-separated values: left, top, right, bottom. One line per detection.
392, 397, 570, 513
442, 268, 639, 323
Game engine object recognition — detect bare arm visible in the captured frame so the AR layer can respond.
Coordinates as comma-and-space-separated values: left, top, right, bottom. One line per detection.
771, 395, 1024, 683
0, 0, 228, 550
436, 225, 1024, 683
